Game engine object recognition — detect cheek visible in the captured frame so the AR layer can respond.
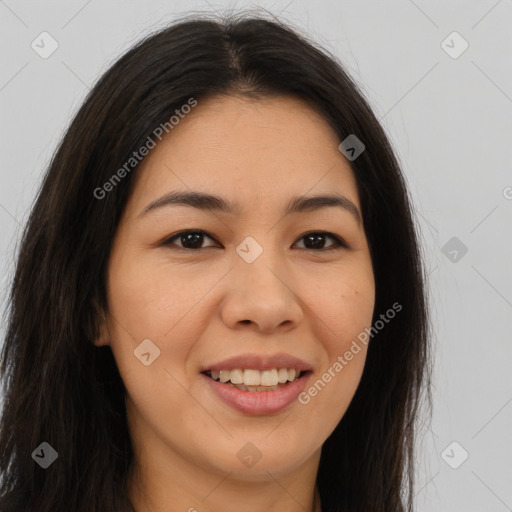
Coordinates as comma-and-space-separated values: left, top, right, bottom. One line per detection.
299, 262, 374, 399
105, 256, 204, 426
104, 252, 179, 378
305, 263, 375, 348
107, 248, 210, 340
293, 271, 374, 438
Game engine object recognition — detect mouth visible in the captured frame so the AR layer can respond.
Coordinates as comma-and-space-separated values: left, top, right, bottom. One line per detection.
200, 353, 314, 414
201, 366, 313, 415
202, 368, 311, 392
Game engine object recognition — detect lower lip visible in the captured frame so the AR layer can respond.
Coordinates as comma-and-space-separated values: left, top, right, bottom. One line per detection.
201, 373, 311, 415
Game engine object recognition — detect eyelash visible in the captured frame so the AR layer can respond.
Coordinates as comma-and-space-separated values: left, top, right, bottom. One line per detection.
160, 230, 348, 252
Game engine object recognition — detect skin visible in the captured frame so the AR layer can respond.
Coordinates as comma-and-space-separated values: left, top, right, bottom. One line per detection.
95, 94, 375, 512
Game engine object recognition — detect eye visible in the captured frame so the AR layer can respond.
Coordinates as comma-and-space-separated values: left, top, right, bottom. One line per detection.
161, 230, 219, 250
161, 230, 347, 251
294, 231, 347, 251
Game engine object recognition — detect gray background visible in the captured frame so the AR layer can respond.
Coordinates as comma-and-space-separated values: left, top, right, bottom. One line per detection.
1, 1, 511, 510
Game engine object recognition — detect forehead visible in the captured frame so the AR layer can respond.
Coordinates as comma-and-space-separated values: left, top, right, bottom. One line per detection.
127, 94, 360, 215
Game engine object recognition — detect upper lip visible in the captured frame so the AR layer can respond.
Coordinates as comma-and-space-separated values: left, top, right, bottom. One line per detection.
201, 353, 314, 373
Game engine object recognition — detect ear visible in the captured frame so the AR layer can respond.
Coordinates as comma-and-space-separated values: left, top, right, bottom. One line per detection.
92, 299, 110, 347
94, 314, 110, 347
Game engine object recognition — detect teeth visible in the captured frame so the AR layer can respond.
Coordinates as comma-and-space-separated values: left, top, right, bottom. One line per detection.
208, 368, 302, 386
243, 369, 261, 386
261, 369, 278, 386
230, 369, 244, 385
277, 368, 289, 383
228, 383, 284, 392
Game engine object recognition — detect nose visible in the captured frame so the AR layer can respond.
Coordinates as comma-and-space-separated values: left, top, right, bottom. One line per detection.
220, 249, 303, 334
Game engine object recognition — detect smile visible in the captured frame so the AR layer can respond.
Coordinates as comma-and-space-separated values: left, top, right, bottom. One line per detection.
201, 369, 312, 415
204, 368, 303, 392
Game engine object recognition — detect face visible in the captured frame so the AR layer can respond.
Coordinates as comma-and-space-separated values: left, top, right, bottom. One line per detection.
98, 94, 375, 492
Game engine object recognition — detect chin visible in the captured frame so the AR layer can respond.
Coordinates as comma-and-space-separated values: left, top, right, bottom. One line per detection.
201, 438, 316, 480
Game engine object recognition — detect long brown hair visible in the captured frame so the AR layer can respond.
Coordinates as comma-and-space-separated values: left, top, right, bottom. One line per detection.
0, 11, 432, 512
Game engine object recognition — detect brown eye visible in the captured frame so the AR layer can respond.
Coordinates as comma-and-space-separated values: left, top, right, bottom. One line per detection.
162, 230, 218, 250
295, 232, 347, 251
161, 230, 347, 252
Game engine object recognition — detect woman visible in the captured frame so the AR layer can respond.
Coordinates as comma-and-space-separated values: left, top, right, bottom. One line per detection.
0, 11, 431, 512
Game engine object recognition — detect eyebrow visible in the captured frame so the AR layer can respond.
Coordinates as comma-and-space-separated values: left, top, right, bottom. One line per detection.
138, 190, 361, 224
